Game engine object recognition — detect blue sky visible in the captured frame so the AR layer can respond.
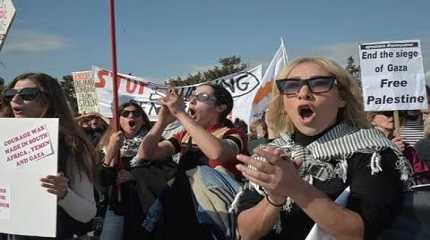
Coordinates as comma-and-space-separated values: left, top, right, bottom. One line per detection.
1, 0, 430, 84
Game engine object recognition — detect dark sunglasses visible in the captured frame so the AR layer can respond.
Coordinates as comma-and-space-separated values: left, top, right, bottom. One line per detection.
120, 109, 143, 118
378, 111, 393, 117
186, 92, 217, 103
3, 88, 45, 102
276, 76, 337, 96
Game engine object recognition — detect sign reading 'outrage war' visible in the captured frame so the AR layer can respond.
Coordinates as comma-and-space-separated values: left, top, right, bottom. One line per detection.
359, 40, 428, 111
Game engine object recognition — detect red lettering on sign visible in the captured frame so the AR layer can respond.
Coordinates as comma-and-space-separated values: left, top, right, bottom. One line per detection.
95, 70, 108, 88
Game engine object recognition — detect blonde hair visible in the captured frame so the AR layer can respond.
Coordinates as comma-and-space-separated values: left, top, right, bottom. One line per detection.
266, 57, 370, 136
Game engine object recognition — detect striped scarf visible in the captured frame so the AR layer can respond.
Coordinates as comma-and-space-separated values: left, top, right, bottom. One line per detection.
230, 121, 413, 212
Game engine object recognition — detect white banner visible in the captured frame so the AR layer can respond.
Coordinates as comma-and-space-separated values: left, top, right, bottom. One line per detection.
250, 38, 287, 123
0, 118, 58, 237
93, 66, 165, 121
72, 71, 99, 114
218, 65, 262, 124
0, 0, 16, 51
359, 40, 428, 111
93, 65, 262, 125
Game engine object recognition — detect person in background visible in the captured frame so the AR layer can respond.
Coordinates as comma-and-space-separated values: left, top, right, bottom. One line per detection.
414, 117, 430, 176
1, 73, 96, 239
234, 118, 249, 136
133, 84, 247, 239
248, 118, 269, 153
368, 111, 430, 185
398, 85, 429, 147
421, 85, 430, 120
95, 100, 153, 240
76, 112, 109, 146
399, 110, 425, 147
234, 57, 411, 240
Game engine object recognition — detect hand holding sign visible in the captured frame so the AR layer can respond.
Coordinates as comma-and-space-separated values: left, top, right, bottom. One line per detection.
40, 172, 69, 199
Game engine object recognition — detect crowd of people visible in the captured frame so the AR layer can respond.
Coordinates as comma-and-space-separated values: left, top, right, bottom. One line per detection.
0, 56, 429, 239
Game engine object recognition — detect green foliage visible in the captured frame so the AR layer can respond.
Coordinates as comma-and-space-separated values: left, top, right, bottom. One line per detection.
60, 74, 78, 114
167, 56, 248, 86
0, 76, 4, 94
345, 56, 361, 87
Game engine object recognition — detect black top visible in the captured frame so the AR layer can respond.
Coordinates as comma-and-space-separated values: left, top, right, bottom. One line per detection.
237, 130, 404, 240
415, 137, 430, 167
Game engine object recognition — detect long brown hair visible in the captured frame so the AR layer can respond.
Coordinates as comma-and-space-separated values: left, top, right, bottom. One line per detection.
3, 73, 95, 181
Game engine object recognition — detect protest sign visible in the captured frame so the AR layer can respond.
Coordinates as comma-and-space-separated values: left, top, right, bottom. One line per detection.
93, 65, 262, 125
0, 0, 16, 52
72, 71, 99, 114
93, 66, 164, 121
0, 118, 58, 237
359, 40, 428, 111
0, 184, 10, 220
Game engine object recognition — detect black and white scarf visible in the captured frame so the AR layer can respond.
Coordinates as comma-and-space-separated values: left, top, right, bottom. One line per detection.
229, 121, 412, 212
119, 128, 148, 158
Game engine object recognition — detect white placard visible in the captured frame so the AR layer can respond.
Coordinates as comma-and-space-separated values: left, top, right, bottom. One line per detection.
0, 0, 16, 51
0, 118, 58, 237
72, 71, 99, 114
359, 40, 428, 111
0, 184, 10, 220
93, 65, 262, 125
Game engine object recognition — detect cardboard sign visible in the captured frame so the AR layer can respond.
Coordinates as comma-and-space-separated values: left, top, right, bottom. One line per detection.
359, 40, 428, 111
72, 71, 99, 114
0, 118, 58, 237
0, 0, 16, 51
93, 65, 262, 125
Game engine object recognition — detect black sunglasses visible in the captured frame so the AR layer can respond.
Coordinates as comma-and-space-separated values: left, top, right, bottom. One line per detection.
276, 76, 337, 96
3, 88, 45, 102
186, 92, 217, 103
378, 111, 393, 117
120, 109, 143, 118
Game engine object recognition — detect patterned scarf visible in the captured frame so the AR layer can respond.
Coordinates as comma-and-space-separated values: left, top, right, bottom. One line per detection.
229, 121, 413, 212
119, 128, 148, 158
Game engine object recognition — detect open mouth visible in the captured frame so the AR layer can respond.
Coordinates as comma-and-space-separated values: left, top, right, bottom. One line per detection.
298, 104, 316, 123
128, 120, 136, 128
189, 109, 196, 119
12, 107, 24, 115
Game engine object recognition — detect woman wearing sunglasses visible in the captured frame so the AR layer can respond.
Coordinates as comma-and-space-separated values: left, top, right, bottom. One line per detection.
95, 100, 157, 240
133, 83, 247, 239
233, 57, 412, 240
1, 73, 96, 239
368, 111, 430, 185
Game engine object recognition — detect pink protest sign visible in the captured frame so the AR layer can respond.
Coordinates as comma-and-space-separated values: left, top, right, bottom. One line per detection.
3, 124, 54, 168
0, 184, 10, 220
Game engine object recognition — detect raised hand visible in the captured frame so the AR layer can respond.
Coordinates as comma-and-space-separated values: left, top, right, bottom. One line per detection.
160, 88, 186, 117
391, 136, 405, 152
158, 104, 176, 126
104, 131, 124, 166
